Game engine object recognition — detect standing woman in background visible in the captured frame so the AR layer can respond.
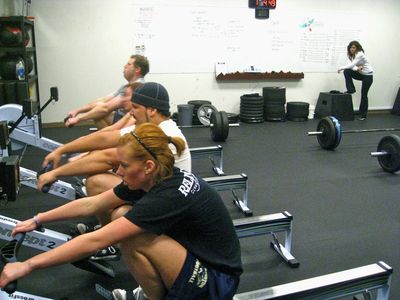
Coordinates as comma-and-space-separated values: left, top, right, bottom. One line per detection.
338, 41, 373, 120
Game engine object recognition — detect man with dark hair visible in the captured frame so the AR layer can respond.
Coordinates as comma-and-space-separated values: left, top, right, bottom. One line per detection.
65, 55, 149, 128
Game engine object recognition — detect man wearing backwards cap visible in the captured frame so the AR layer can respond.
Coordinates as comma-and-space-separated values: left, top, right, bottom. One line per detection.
40, 82, 191, 181
94, 81, 192, 195
38, 83, 192, 259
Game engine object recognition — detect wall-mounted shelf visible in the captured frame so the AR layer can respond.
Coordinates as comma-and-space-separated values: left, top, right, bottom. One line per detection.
216, 71, 304, 81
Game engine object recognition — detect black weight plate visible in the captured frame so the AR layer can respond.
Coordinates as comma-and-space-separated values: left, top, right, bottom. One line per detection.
240, 113, 264, 118
377, 134, 400, 173
264, 104, 285, 113
240, 110, 264, 115
241, 103, 264, 108
262, 87, 286, 104
265, 113, 286, 119
287, 112, 309, 118
240, 115, 264, 121
316, 117, 339, 150
240, 93, 263, 99
240, 117, 264, 123
241, 99, 264, 104
218, 111, 229, 141
240, 109, 264, 114
210, 111, 222, 141
241, 102, 264, 107
286, 102, 310, 117
329, 116, 342, 149
240, 100, 264, 106
240, 108, 264, 114
240, 94, 264, 104
227, 113, 239, 123
240, 104, 264, 109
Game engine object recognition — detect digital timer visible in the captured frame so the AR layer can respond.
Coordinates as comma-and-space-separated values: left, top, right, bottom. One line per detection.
256, 0, 276, 9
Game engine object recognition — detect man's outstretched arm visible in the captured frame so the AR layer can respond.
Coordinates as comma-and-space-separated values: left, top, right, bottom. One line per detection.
38, 148, 119, 191
42, 129, 122, 168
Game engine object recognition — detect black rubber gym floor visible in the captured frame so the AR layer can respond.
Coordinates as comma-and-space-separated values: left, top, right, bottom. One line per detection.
3, 113, 400, 299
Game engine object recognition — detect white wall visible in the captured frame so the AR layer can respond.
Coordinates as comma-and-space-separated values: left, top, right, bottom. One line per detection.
0, 0, 24, 15
8, 0, 400, 122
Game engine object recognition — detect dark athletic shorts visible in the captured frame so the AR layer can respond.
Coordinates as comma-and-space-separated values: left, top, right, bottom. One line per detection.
165, 252, 239, 300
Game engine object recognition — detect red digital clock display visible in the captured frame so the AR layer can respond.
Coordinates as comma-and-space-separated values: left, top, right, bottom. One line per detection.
256, 0, 276, 9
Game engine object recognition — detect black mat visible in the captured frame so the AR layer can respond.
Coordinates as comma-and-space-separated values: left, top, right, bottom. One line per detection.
2, 114, 399, 299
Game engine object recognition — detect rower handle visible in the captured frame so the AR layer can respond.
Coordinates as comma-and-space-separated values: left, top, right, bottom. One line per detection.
1, 233, 25, 294
37, 163, 54, 193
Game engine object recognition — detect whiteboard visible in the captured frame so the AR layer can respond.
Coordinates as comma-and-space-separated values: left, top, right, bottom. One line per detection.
132, 3, 366, 74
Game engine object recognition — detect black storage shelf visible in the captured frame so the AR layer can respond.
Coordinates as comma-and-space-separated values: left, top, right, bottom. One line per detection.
0, 75, 38, 84
0, 47, 36, 53
0, 16, 40, 106
0, 16, 34, 26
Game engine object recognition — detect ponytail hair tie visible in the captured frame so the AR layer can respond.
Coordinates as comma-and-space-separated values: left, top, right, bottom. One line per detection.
168, 136, 172, 143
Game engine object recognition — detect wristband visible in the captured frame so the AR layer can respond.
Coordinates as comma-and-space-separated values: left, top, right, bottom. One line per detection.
33, 215, 41, 226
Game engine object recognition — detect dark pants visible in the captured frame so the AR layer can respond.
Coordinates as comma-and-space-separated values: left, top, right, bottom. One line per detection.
166, 252, 239, 300
343, 69, 373, 117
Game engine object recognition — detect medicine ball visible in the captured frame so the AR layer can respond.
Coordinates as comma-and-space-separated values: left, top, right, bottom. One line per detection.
0, 25, 30, 46
0, 55, 33, 80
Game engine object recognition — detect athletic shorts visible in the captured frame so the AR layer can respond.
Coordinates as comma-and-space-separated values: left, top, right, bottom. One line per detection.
165, 252, 239, 300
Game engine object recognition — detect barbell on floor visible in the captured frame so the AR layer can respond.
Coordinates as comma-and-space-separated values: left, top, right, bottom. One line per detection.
308, 116, 400, 150
179, 111, 239, 142
370, 134, 400, 173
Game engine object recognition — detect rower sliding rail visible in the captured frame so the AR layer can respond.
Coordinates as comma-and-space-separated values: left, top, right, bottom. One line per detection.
0, 289, 53, 300
233, 261, 392, 300
234, 211, 298, 267
0, 214, 115, 279
190, 145, 224, 176
204, 173, 252, 216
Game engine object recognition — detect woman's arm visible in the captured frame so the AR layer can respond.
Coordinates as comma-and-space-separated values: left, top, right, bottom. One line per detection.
12, 189, 126, 235
338, 52, 365, 71
0, 217, 142, 287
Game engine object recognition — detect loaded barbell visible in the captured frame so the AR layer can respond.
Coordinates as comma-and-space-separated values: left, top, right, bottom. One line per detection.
179, 105, 239, 142
308, 116, 400, 150
370, 134, 400, 173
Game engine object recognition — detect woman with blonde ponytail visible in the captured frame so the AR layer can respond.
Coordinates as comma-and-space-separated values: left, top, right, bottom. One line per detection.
1, 122, 242, 300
